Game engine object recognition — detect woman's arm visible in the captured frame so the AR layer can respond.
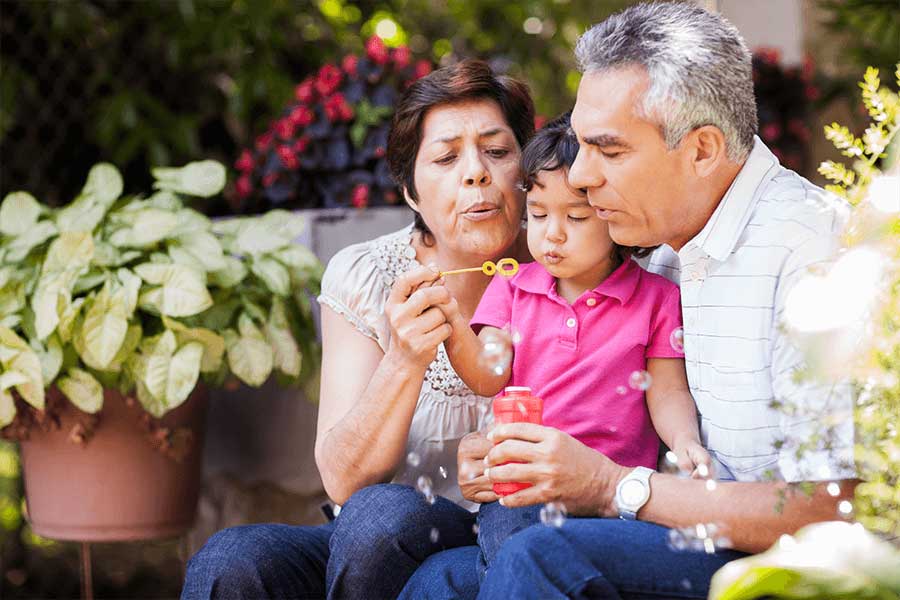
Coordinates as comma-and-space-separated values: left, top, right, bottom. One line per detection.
645, 357, 709, 473
315, 268, 453, 504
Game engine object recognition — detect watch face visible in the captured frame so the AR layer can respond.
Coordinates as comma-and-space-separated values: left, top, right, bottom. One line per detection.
621, 479, 647, 506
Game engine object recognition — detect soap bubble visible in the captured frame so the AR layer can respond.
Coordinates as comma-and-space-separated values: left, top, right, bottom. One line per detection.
826, 482, 841, 497
838, 500, 854, 517
696, 463, 710, 478
511, 329, 523, 345
705, 479, 718, 492
540, 502, 567, 527
667, 523, 730, 554
479, 329, 513, 376
660, 450, 689, 478
439, 466, 448, 479
333, 504, 342, 518
616, 385, 627, 395
681, 579, 692, 591
429, 527, 440, 543
669, 327, 685, 353
406, 452, 421, 468
418, 475, 436, 504
628, 370, 653, 391
472, 523, 480, 535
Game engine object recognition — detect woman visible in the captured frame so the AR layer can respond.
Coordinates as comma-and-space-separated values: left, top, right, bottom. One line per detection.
182, 59, 534, 599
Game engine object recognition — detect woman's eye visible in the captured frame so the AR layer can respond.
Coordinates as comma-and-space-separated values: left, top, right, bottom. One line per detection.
487, 148, 509, 158
435, 154, 456, 165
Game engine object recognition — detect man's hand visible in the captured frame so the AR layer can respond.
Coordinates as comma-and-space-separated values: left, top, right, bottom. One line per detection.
485, 423, 629, 516
458, 431, 499, 504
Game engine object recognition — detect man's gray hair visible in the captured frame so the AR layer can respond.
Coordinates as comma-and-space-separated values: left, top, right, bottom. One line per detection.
575, 2, 757, 162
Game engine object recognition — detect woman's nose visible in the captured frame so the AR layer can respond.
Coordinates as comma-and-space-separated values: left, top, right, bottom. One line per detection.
462, 151, 492, 187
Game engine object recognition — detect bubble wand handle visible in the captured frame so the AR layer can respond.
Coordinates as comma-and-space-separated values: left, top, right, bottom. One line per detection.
439, 258, 519, 278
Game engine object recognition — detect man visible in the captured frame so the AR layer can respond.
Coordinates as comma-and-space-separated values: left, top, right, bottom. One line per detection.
401, 3, 856, 598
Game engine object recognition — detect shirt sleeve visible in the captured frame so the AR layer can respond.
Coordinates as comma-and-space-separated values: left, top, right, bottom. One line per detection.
470, 273, 514, 334
771, 228, 855, 483
317, 242, 391, 352
646, 283, 685, 359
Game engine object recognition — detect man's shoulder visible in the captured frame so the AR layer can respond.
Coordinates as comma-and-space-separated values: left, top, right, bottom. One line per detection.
752, 169, 850, 242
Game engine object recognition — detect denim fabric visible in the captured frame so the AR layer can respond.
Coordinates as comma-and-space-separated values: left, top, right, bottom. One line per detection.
181, 483, 476, 599
475, 500, 541, 580
399, 545, 481, 600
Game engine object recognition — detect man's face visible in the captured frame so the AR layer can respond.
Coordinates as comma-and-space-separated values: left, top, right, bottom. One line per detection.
569, 67, 692, 249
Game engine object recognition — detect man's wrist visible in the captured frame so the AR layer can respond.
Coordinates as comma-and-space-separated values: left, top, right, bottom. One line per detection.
598, 464, 631, 517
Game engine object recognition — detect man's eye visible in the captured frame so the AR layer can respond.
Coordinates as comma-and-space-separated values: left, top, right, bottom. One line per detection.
602, 151, 623, 159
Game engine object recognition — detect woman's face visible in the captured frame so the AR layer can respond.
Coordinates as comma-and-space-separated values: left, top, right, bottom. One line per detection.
408, 99, 525, 259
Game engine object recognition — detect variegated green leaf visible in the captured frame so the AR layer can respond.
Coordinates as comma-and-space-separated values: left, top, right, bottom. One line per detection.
4, 220, 58, 262
0, 326, 44, 409
0, 387, 15, 428
265, 297, 301, 377
108, 208, 180, 248
224, 328, 273, 387
0, 191, 42, 236
82, 283, 128, 368
251, 257, 290, 296
163, 317, 225, 373
208, 256, 247, 288
31, 334, 63, 384
152, 160, 226, 198
57, 367, 104, 414
135, 263, 212, 317
166, 341, 203, 408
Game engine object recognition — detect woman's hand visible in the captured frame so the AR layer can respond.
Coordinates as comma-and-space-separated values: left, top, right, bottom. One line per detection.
458, 431, 499, 504
385, 266, 454, 370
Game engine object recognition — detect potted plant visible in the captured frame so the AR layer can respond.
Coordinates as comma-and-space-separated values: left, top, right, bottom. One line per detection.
0, 160, 322, 541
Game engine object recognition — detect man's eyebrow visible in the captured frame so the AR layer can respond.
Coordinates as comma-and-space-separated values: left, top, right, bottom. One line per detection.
581, 133, 630, 148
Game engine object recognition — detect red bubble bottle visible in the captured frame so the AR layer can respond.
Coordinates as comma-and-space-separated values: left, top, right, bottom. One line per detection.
491, 386, 543, 497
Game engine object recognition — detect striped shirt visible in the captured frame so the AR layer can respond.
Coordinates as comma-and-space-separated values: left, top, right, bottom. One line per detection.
644, 137, 855, 483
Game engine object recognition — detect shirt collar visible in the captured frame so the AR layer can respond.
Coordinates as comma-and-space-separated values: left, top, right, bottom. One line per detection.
511, 258, 642, 305
685, 136, 781, 262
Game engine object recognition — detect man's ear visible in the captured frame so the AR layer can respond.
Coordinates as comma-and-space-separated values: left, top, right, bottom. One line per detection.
403, 188, 420, 213
685, 126, 728, 178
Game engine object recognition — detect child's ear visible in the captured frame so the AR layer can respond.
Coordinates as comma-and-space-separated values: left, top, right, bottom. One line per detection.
403, 188, 419, 213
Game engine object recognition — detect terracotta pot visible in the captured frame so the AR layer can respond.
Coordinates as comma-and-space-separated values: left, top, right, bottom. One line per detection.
19, 386, 208, 542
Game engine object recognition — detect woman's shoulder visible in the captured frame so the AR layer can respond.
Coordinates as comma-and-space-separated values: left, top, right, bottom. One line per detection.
322, 224, 417, 289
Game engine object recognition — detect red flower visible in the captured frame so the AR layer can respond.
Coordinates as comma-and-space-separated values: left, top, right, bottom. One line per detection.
392, 46, 411, 70
413, 59, 432, 80
374, 146, 386, 158
294, 78, 315, 103
802, 54, 815, 80
342, 54, 359, 77
235, 150, 254, 172
805, 85, 820, 101
761, 123, 781, 141
277, 144, 300, 170
292, 136, 310, 154
324, 93, 354, 122
366, 36, 390, 65
289, 106, 315, 128
275, 118, 295, 140
235, 175, 253, 199
255, 132, 273, 151
351, 183, 370, 208
262, 172, 279, 188
534, 115, 547, 130
315, 64, 343, 96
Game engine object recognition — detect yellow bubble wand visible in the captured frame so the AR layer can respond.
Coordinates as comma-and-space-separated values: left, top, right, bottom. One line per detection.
439, 258, 519, 278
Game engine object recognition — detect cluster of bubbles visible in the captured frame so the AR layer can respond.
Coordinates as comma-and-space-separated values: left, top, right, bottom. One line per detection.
628, 370, 653, 391
659, 451, 718, 491
540, 502, 567, 527
667, 523, 731, 554
417, 475, 436, 505
479, 328, 513, 376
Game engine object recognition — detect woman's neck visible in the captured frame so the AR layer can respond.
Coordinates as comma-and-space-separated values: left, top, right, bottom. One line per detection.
556, 254, 622, 305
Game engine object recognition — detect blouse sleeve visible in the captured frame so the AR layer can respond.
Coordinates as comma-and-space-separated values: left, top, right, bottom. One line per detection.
317, 242, 391, 352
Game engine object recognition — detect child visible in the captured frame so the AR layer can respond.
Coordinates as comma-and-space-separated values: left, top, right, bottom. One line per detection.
441, 113, 711, 572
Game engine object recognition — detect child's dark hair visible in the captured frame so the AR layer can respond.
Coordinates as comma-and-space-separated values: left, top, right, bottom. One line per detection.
520, 112, 657, 260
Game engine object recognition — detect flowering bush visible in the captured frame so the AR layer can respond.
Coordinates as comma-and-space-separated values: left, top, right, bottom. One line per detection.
232, 36, 433, 212
752, 47, 819, 174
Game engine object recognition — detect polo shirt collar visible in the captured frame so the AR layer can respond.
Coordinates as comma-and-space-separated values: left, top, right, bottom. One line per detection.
510, 258, 641, 305
686, 136, 781, 262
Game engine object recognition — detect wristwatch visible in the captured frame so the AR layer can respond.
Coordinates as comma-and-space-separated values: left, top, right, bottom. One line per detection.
614, 466, 654, 520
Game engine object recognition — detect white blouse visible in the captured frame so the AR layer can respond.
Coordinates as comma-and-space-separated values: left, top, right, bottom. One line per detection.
317, 224, 493, 510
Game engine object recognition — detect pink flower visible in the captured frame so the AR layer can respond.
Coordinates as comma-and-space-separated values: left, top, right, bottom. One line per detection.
234, 150, 254, 172
534, 115, 547, 130
374, 146, 386, 158
277, 145, 300, 170
351, 183, 369, 208
761, 123, 781, 141
366, 36, 390, 65
315, 64, 343, 96
255, 132, 273, 151
275, 118, 295, 140
289, 106, 315, 128
324, 94, 354, 122
392, 46, 411, 70
294, 78, 315, 103
235, 175, 253, 199
292, 136, 310, 154
342, 54, 359, 77
262, 172, 278, 188
413, 59, 432, 80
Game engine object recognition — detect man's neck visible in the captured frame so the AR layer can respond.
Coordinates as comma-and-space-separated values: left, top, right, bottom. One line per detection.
668, 161, 744, 253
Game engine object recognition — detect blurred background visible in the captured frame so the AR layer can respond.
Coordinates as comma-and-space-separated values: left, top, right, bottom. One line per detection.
1, 0, 898, 597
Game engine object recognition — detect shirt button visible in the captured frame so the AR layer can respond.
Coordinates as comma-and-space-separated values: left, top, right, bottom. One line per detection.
566, 317, 576, 328
586, 298, 597, 307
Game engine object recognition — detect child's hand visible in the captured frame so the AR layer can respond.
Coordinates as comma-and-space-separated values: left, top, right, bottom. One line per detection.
670, 440, 714, 479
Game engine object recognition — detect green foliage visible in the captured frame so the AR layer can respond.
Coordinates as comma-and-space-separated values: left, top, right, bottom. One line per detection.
0, 161, 322, 424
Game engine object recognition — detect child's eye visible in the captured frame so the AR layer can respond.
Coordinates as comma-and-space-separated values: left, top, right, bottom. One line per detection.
568, 216, 589, 222
529, 213, 547, 220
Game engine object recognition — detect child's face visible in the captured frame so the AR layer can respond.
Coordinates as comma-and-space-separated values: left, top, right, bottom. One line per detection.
526, 168, 617, 282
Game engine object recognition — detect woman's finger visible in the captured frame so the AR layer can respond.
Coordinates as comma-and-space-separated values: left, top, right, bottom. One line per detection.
388, 266, 441, 305
404, 286, 453, 317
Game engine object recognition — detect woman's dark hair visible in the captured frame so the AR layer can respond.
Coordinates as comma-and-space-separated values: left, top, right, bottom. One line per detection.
387, 59, 535, 243
520, 112, 657, 260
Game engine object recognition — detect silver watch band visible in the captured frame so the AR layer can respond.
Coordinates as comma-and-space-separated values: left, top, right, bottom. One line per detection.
616, 466, 654, 520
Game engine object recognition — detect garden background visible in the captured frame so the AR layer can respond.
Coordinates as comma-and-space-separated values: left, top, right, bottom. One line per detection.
1, 0, 898, 597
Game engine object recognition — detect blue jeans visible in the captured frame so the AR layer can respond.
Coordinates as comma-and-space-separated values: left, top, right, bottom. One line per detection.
475, 501, 541, 579
402, 518, 749, 599
181, 483, 476, 599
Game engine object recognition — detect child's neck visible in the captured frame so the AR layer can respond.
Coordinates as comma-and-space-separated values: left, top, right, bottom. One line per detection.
555, 254, 622, 304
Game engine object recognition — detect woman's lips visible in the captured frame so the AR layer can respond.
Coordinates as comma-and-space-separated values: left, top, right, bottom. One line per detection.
462, 207, 501, 221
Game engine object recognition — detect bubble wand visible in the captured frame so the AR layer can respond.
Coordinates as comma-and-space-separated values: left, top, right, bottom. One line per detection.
439, 258, 519, 278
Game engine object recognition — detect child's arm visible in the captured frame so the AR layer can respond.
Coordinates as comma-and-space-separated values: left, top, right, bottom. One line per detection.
443, 317, 511, 397
645, 357, 712, 476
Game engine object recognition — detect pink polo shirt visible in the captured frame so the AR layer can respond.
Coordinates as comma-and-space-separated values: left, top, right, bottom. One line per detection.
471, 259, 684, 469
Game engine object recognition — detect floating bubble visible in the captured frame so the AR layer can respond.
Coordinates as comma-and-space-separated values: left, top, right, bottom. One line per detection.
511, 329, 523, 345
826, 482, 841, 497
696, 463, 710, 478
540, 502, 567, 527
616, 385, 627, 395
425, 493, 436, 505
669, 327, 685, 353
406, 452, 421, 468
838, 500, 854, 516
705, 479, 718, 492
333, 504, 342, 517
439, 466, 448, 479
479, 329, 513, 376
472, 523, 480, 535
429, 527, 440, 543
628, 370, 653, 391
667, 523, 730, 553
417, 475, 433, 497
667, 528, 689, 551
681, 579, 692, 591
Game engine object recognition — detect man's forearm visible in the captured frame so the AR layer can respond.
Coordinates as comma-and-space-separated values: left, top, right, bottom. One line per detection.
637, 474, 859, 553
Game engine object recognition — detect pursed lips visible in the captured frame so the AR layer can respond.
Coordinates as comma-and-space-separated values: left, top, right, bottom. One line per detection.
461, 202, 501, 221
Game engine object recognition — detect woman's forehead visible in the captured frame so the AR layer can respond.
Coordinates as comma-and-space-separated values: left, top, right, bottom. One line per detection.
420, 100, 512, 142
